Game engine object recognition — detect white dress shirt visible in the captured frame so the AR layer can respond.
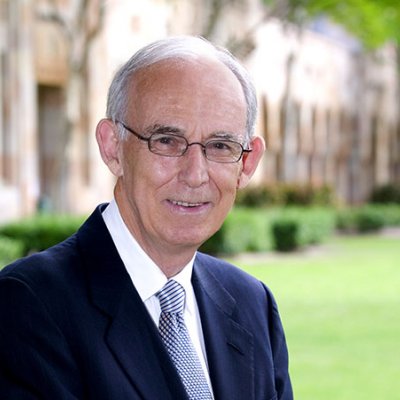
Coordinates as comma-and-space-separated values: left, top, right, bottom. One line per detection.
102, 200, 213, 394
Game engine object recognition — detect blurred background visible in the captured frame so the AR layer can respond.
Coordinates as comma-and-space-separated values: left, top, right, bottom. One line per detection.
0, 0, 399, 219
1, 1, 399, 398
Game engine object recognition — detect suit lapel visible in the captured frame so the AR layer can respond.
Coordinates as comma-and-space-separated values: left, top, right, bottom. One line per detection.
104, 286, 188, 400
193, 257, 255, 400
77, 206, 188, 400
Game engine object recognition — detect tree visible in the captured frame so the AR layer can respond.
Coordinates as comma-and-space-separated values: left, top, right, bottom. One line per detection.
204, 0, 400, 55
263, 0, 400, 49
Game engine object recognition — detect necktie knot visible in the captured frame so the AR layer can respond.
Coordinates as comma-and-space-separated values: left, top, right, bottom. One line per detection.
157, 279, 185, 314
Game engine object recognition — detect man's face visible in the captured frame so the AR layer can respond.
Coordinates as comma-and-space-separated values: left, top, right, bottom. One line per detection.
99, 57, 263, 264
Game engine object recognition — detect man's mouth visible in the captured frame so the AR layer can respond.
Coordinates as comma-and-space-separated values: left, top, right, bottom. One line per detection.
170, 200, 205, 208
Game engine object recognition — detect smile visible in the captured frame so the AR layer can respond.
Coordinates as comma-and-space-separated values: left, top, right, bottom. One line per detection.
170, 200, 205, 208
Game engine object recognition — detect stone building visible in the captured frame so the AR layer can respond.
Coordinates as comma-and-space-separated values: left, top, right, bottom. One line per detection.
250, 20, 400, 204
0, 0, 399, 221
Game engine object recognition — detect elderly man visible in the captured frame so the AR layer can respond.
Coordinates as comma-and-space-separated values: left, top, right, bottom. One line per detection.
0, 36, 293, 400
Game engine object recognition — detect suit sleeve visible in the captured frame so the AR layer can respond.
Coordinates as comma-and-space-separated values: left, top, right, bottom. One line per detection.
263, 283, 293, 400
0, 276, 83, 400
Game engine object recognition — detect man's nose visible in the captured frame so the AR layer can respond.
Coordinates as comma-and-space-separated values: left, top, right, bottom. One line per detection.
178, 143, 210, 187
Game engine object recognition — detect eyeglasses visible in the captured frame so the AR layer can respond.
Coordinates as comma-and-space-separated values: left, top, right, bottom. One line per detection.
116, 121, 251, 163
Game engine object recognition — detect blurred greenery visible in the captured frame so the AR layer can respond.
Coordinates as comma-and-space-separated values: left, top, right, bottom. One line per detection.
232, 234, 400, 399
370, 183, 400, 204
0, 213, 85, 262
271, 218, 300, 251
200, 206, 336, 255
235, 183, 336, 207
263, 0, 400, 48
0, 235, 24, 266
336, 204, 400, 232
201, 204, 400, 255
1, 204, 399, 266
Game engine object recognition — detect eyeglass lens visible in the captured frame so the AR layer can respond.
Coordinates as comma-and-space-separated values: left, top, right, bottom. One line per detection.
148, 133, 244, 162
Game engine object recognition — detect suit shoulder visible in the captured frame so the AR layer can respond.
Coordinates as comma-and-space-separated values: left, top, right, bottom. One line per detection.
195, 251, 269, 294
194, 252, 281, 334
0, 234, 81, 289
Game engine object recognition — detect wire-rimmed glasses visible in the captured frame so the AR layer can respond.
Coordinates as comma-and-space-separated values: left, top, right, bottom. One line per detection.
116, 121, 251, 163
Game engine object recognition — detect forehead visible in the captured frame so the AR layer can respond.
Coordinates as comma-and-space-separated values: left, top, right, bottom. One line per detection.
126, 57, 247, 134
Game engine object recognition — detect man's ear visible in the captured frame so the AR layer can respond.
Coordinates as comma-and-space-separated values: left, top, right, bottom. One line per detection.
96, 119, 123, 177
237, 136, 265, 189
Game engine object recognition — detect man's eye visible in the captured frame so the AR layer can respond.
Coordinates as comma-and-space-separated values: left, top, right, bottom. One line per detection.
209, 141, 234, 151
153, 134, 179, 146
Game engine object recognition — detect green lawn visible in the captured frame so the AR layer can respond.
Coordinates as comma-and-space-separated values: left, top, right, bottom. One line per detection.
230, 234, 400, 400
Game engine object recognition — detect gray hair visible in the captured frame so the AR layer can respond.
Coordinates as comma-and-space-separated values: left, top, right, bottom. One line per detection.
106, 36, 257, 142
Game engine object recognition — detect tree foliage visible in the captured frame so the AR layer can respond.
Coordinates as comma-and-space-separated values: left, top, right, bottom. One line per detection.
263, 0, 400, 49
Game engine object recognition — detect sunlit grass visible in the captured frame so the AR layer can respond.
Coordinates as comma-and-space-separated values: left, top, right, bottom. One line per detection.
230, 234, 400, 399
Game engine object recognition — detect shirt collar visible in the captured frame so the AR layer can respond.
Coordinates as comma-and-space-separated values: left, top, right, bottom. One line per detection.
102, 199, 196, 304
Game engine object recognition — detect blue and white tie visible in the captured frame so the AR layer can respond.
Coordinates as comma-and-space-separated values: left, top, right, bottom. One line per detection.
157, 280, 213, 400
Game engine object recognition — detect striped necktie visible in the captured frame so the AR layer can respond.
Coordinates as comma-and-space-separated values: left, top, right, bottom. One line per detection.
157, 279, 213, 400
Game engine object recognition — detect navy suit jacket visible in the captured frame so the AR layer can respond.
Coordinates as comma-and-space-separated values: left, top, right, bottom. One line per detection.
0, 205, 292, 400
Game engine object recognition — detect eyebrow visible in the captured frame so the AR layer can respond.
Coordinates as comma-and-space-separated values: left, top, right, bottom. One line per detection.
145, 124, 244, 142
145, 124, 183, 135
210, 131, 243, 141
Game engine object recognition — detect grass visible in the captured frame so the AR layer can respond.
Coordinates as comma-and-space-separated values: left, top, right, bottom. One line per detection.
229, 234, 400, 400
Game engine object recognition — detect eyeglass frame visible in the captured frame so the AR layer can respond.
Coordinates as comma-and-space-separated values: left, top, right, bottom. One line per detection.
115, 120, 252, 163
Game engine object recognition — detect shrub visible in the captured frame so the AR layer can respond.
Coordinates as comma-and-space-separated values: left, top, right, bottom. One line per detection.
354, 207, 385, 233
201, 206, 335, 255
271, 219, 300, 252
336, 208, 357, 232
235, 183, 335, 207
376, 204, 400, 226
271, 207, 336, 252
200, 207, 277, 255
199, 224, 227, 255
336, 205, 400, 233
282, 184, 335, 206
0, 214, 85, 255
370, 184, 400, 204
0, 236, 24, 267
235, 185, 281, 207
296, 208, 336, 244
281, 184, 314, 206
